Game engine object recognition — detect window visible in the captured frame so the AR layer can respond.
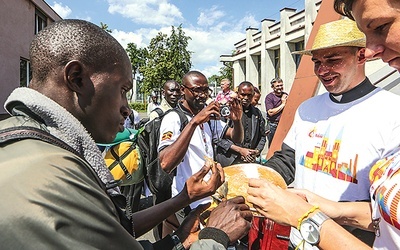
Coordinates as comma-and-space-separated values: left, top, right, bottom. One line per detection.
20, 58, 32, 87
35, 9, 47, 34
274, 49, 280, 77
257, 55, 261, 86
294, 41, 304, 69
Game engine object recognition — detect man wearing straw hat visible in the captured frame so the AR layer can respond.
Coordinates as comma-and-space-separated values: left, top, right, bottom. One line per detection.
255, 19, 400, 249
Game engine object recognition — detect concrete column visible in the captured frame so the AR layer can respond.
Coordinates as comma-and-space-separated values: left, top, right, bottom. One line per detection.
279, 8, 297, 93
233, 60, 246, 86
245, 27, 259, 84
259, 19, 277, 114
304, 0, 318, 45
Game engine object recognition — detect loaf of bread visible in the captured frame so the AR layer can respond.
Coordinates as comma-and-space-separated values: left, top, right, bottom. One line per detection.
212, 164, 286, 215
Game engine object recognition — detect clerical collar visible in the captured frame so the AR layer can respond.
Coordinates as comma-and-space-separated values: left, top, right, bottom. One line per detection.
329, 78, 376, 103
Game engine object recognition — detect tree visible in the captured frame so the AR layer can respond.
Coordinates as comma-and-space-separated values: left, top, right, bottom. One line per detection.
208, 62, 233, 96
126, 43, 148, 100
100, 22, 112, 33
140, 25, 192, 94
219, 62, 233, 81
208, 74, 220, 97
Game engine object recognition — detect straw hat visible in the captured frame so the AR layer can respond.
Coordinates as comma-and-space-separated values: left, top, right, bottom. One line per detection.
293, 19, 365, 56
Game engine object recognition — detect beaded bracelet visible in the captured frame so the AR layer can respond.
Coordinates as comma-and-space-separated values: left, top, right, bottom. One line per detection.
297, 205, 319, 230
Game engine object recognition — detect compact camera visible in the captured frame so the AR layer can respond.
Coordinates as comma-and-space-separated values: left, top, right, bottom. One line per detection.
220, 104, 231, 117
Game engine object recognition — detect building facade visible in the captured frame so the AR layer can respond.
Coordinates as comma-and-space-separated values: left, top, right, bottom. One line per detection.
220, 0, 321, 112
0, 0, 61, 118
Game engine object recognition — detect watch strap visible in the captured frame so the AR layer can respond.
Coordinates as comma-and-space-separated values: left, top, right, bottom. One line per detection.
171, 234, 185, 250
300, 211, 330, 246
309, 211, 329, 227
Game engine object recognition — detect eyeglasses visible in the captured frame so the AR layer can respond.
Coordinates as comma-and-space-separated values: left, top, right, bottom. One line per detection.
182, 85, 213, 96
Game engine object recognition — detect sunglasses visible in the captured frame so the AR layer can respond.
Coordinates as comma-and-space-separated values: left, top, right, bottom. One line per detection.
182, 85, 213, 96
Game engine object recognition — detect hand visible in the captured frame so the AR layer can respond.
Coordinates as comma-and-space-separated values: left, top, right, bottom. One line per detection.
206, 196, 253, 243
247, 179, 313, 227
182, 160, 225, 203
289, 189, 341, 220
239, 148, 257, 163
281, 94, 288, 104
227, 97, 243, 122
175, 203, 211, 249
192, 101, 221, 125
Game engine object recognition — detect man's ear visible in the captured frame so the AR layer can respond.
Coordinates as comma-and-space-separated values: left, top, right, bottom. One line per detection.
357, 48, 367, 64
64, 60, 84, 93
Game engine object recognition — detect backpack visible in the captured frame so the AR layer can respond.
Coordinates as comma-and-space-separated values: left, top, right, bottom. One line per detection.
137, 107, 188, 204
102, 128, 143, 186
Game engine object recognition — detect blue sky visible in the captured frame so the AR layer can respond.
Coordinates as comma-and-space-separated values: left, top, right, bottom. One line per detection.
45, 0, 304, 77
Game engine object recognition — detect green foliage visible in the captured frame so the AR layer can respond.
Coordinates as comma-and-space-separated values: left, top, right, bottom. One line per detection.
208, 74, 221, 86
126, 43, 148, 78
129, 102, 146, 111
100, 22, 112, 33
208, 62, 233, 89
219, 62, 233, 80
140, 25, 192, 94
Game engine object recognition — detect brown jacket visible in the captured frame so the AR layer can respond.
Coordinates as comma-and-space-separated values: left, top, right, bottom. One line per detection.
0, 115, 143, 249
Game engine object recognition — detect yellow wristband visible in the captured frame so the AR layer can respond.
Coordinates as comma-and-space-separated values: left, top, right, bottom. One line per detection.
297, 205, 319, 230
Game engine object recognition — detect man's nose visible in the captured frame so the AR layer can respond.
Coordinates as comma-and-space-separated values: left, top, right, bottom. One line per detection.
121, 105, 130, 119
364, 43, 384, 60
316, 64, 330, 75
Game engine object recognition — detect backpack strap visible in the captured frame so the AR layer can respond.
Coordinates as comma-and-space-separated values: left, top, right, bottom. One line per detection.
108, 142, 137, 181
0, 126, 82, 158
164, 108, 189, 132
153, 107, 164, 117
0, 125, 135, 235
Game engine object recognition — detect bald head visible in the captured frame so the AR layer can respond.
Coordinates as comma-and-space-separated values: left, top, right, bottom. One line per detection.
30, 19, 128, 85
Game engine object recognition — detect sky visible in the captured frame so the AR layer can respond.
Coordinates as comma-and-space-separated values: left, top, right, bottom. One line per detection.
45, 0, 304, 78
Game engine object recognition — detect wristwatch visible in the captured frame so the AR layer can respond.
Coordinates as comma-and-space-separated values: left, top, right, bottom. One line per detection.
299, 211, 329, 245
171, 233, 185, 250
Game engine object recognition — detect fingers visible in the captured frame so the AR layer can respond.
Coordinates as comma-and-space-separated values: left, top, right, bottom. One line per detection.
193, 163, 212, 180
248, 178, 265, 188
207, 162, 224, 188
215, 163, 225, 184
287, 189, 309, 201
226, 195, 246, 205
191, 202, 211, 216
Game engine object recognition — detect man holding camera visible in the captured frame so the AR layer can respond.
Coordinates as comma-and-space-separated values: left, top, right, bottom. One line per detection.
158, 70, 244, 223
215, 81, 266, 167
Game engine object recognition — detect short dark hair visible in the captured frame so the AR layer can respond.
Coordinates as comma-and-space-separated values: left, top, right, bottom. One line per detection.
163, 80, 180, 89
182, 71, 207, 86
238, 81, 254, 92
334, 0, 356, 20
254, 87, 260, 94
30, 19, 127, 85
270, 77, 283, 86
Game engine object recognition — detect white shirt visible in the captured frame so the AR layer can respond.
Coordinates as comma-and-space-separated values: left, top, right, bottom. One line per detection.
285, 88, 400, 249
158, 111, 226, 209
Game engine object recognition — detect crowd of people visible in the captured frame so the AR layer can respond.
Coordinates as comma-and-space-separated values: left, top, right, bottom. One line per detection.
2, 0, 400, 249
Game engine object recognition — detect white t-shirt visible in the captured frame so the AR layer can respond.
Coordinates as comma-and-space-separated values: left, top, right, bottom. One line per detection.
158, 111, 226, 209
285, 88, 400, 249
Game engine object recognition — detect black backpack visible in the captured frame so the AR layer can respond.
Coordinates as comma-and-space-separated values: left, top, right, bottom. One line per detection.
137, 107, 188, 204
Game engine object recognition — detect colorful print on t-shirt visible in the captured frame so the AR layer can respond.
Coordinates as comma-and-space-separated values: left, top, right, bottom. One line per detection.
370, 148, 400, 230
299, 126, 358, 183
